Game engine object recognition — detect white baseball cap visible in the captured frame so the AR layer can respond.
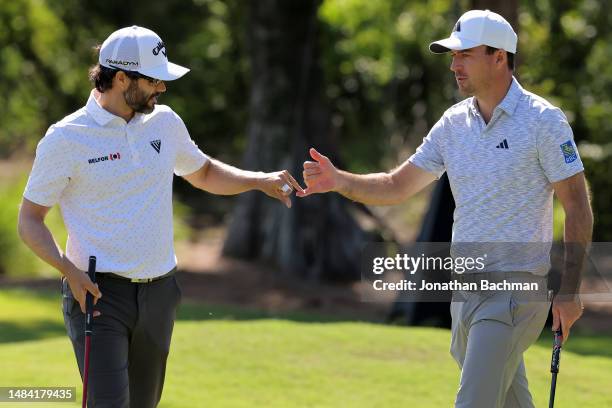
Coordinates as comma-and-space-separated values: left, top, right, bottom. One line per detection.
429, 10, 517, 54
99, 25, 189, 81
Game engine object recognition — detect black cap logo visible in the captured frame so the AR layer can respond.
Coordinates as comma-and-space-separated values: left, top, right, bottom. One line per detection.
453, 21, 461, 32
152, 41, 167, 57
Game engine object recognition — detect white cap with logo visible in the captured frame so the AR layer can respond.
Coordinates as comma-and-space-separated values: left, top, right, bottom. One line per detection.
99, 25, 189, 81
429, 10, 517, 54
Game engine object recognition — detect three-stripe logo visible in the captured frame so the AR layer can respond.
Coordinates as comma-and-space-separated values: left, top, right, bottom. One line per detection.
496, 139, 509, 149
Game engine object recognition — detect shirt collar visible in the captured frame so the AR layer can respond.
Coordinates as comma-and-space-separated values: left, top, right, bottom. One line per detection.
496, 76, 523, 116
85, 90, 122, 126
468, 97, 480, 117
467, 76, 523, 118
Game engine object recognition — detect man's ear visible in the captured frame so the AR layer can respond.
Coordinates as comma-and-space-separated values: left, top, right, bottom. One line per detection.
496, 50, 506, 67
114, 71, 130, 91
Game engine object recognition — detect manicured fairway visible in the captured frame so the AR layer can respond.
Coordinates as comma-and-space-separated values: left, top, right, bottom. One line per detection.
0, 288, 610, 407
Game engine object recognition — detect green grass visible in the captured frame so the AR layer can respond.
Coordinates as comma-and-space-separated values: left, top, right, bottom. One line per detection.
0, 288, 611, 407
553, 197, 566, 241
0, 176, 65, 278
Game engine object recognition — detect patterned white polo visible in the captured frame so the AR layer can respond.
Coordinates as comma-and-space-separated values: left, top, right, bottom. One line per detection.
408, 78, 584, 274
24, 90, 208, 278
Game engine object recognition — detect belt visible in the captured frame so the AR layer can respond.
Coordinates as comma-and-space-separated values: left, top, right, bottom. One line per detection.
97, 267, 176, 283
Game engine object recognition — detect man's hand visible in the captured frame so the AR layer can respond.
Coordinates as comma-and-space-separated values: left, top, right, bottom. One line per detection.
258, 170, 305, 208
63, 263, 102, 317
551, 297, 583, 343
297, 148, 340, 197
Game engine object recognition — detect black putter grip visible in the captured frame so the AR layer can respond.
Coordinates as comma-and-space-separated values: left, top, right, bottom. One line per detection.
550, 329, 563, 374
85, 256, 97, 334
87, 256, 97, 284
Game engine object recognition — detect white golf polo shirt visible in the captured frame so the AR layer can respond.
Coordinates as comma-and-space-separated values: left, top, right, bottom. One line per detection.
24, 90, 208, 278
408, 78, 584, 274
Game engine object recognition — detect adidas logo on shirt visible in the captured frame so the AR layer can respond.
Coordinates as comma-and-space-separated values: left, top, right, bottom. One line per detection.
150, 140, 161, 154
496, 139, 509, 149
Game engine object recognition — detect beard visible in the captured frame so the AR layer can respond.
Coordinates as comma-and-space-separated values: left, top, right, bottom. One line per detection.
124, 80, 159, 114
456, 79, 475, 96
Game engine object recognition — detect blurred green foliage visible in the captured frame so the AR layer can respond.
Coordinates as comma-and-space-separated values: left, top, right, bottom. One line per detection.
0, 0, 248, 159
0, 176, 66, 277
318, 0, 457, 172
517, 0, 612, 239
1, 0, 610, 244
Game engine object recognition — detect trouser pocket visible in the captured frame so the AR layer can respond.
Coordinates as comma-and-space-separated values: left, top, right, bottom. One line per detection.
61, 277, 78, 339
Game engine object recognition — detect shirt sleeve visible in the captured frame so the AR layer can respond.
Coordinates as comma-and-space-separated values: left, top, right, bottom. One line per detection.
536, 108, 584, 183
23, 125, 73, 207
172, 113, 209, 176
407, 116, 447, 178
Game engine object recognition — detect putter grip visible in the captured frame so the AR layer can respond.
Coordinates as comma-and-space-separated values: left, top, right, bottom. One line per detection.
87, 256, 97, 283
85, 256, 96, 334
550, 329, 562, 373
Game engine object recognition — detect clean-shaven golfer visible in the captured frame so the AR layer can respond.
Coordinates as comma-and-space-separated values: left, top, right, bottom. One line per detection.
18, 26, 303, 408
298, 10, 592, 408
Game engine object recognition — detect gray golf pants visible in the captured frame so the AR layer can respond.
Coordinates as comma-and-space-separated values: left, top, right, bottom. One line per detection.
61, 271, 182, 408
450, 277, 550, 408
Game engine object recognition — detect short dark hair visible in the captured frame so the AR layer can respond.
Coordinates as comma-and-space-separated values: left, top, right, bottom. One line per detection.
485, 46, 515, 71
88, 63, 119, 93
88, 45, 117, 92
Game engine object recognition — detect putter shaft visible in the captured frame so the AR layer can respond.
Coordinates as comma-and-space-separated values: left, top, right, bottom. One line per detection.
548, 329, 563, 408
82, 256, 97, 408
549, 373, 557, 408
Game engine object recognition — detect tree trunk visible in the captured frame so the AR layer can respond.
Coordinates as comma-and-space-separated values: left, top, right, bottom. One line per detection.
223, 0, 371, 281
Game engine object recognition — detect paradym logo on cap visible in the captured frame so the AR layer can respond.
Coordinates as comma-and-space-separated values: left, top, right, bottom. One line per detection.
99, 25, 189, 81
429, 10, 517, 54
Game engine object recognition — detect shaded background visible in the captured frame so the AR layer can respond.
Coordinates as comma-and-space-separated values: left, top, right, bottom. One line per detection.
0, 0, 610, 323
1, 3, 611, 406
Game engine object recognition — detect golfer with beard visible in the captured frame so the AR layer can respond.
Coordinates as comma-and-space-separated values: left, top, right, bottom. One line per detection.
18, 26, 303, 407
298, 10, 592, 408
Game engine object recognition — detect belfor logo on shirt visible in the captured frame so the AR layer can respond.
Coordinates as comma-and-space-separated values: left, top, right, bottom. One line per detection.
88, 152, 121, 164
560, 140, 577, 163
